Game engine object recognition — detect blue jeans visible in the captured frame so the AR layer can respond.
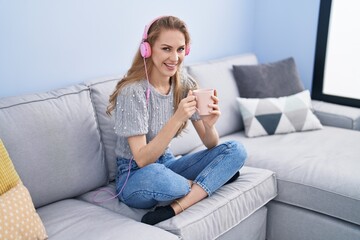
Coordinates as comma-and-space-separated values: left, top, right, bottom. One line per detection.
115, 140, 247, 209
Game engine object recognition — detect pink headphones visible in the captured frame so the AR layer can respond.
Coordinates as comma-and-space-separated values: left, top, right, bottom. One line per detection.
140, 16, 191, 58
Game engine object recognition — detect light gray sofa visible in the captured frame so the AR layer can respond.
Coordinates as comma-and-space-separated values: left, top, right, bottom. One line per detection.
0, 53, 359, 240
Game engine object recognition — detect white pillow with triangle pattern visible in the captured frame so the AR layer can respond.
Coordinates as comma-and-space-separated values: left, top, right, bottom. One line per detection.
236, 90, 323, 137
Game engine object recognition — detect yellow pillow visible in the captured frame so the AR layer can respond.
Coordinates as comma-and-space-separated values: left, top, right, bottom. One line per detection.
0, 139, 48, 239
0, 183, 48, 239
0, 139, 20, 194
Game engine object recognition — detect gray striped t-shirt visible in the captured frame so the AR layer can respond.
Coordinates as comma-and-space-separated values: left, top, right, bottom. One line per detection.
114, 76, 199, 159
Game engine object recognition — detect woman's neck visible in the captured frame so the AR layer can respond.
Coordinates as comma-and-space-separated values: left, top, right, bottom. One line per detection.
150, 77, 172, 95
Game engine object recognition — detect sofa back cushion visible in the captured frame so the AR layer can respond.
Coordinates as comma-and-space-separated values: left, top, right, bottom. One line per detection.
0, 85, 107, 208
186, 53, 258, 137
85, 77, 119, 182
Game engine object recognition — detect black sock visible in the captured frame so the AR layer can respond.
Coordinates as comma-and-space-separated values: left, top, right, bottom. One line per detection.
141, 205, 175, 225
224, 171, 240, 185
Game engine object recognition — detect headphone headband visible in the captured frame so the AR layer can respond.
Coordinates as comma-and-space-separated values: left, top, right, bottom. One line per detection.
142, 16, 166, 41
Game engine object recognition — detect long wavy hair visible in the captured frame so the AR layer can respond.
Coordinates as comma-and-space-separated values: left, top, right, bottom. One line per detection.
106, 16, 192, 135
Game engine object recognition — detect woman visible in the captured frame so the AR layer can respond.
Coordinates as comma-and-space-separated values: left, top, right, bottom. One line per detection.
107, 16, 247, 225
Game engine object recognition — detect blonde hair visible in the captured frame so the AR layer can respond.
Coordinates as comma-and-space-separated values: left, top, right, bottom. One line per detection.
107, 16, 192, 135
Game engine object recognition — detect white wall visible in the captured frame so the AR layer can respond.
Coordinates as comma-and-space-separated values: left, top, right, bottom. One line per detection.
0, 0, 322, 98
0, 0, 255, 97
253, 0, 321, 90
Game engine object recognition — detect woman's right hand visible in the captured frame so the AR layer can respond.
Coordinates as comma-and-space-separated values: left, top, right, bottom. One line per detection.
174, 90, 197, 123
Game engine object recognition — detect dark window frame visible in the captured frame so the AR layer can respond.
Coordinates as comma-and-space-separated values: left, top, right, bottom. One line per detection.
312, 0, 360, 108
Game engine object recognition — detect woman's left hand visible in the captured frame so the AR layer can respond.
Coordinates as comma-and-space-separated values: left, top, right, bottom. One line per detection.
200, 90, 221, 128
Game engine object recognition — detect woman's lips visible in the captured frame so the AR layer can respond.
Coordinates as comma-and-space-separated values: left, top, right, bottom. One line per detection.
164, 63, 177, 70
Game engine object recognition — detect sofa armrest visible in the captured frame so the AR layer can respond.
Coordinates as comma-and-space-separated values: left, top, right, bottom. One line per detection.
312, 100, 360, 131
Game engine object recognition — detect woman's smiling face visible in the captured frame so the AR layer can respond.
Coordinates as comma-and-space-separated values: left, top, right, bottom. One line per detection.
150, 29, 186, 81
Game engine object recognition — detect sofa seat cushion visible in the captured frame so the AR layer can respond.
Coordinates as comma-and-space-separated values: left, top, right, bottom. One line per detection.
0, 85, 107, 208
79, 166, 277, 240
37, 199, 178, 240
220, 127, 360, 225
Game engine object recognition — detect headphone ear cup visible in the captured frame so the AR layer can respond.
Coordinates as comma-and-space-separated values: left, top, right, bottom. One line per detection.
140, 42, 151, 58
185, 45, 190, 56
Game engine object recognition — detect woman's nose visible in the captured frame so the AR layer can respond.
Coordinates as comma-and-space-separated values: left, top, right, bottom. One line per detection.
170, 51, 179, 61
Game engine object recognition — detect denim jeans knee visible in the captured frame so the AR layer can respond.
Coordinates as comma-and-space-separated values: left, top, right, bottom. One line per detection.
192, 140, 247, 196
226, 140, 247, 168
117, 161, 191, 209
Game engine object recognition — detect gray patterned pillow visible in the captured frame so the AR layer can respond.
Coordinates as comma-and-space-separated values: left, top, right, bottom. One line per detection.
236, 90, 323, 137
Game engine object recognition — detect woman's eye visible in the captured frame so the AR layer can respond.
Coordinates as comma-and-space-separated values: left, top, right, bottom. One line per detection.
178, 47, 185, 53
162, 47, 171, 51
